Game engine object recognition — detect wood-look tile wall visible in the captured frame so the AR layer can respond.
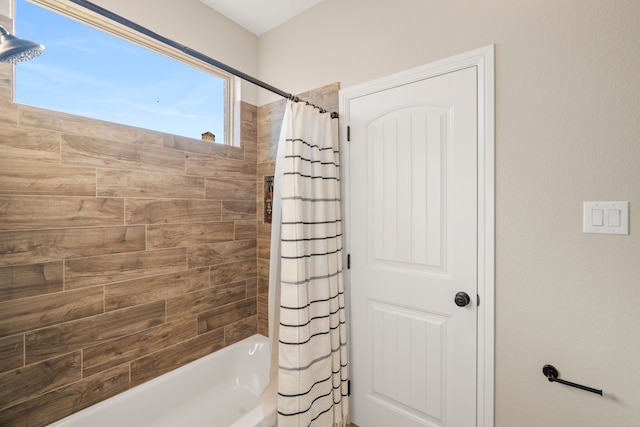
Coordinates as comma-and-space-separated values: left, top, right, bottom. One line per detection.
0, 26, 259, 424
256, 83, 340, 336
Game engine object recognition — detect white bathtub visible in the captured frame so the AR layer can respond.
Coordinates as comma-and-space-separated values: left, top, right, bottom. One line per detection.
48, 334, 270, 427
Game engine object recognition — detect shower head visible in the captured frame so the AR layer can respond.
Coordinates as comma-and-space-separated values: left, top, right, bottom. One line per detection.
0, 25, 45, 64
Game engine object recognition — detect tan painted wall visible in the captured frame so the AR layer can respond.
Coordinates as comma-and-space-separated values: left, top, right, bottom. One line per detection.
0, 0, 9, 19
257, 1, 640, 426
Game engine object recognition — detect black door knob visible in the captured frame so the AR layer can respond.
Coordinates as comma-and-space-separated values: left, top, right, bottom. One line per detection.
454, 291, 471, 307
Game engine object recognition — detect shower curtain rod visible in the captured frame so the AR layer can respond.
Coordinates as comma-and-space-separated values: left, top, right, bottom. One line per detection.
67, 0, 338, 119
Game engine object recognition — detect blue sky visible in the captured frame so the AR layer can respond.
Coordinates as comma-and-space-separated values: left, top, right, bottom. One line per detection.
15, 0, 226, 140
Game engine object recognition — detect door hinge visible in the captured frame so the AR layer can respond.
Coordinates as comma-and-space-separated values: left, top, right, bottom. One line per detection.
347, 380, 351, 396
477, 294, 480, 306
347, 254, 351, 269
347, 126, 351, 141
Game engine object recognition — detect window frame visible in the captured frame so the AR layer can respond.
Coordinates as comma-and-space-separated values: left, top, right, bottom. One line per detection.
20, 0, 237, 145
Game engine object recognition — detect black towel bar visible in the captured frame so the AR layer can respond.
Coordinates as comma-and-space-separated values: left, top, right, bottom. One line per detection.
542, 365, 603, 396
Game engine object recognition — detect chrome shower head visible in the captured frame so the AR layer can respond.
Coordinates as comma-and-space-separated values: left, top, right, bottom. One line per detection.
0, 24, 45, 64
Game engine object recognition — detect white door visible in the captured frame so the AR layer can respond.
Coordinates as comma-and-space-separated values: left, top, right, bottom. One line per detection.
344, 65, 479, 427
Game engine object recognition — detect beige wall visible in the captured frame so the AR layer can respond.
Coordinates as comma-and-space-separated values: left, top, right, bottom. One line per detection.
258, 1, 640, 426
0, 0, 9, 19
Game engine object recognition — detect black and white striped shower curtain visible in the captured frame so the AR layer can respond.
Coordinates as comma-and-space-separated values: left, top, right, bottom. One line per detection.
263, 100, 349, 427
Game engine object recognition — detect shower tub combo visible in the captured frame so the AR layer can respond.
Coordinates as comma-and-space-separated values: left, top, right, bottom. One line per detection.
48, 334, 270, 427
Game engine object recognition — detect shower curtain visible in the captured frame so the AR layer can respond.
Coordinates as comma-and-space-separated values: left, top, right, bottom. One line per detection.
262, 100, 349, 427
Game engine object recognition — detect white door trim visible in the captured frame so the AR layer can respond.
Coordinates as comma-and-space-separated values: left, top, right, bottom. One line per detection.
339, 44, 495, 427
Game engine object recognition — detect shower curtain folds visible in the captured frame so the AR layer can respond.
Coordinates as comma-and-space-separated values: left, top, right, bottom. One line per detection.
263, 101, 349, 427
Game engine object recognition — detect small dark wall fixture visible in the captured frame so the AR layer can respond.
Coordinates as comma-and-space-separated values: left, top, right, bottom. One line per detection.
542, 364, 603, 396
264, 176, 274, 223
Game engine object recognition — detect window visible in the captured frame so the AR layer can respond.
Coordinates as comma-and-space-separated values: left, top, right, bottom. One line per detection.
15, 0, 234, 144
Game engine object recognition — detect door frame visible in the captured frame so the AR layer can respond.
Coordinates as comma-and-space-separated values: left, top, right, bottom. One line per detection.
339, 45, 495, 427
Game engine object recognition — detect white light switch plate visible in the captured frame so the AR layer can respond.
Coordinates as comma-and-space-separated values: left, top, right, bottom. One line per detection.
583, 201, 629, 235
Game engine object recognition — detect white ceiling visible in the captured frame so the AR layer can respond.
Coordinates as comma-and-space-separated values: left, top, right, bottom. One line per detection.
200, 0, 323, 35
